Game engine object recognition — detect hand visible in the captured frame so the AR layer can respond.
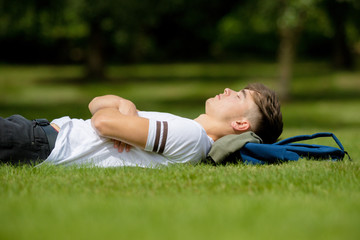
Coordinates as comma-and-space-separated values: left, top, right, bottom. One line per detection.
113, 140, 132, 153
118, 100, 138, 116
89, 95, 138, 116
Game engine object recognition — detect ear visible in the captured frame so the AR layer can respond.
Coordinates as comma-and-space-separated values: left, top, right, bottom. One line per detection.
231, 119, 250, 132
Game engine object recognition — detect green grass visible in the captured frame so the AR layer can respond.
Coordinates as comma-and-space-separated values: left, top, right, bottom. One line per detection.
1, 61, 360, 240
1, 161, 359, 240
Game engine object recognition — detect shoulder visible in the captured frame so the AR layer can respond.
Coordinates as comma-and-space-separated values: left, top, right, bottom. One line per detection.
167, 119, 212, 163
144, 112, 212, 164
138, 111, 180, 121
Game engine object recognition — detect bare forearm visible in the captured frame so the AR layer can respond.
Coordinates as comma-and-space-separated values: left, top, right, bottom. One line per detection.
91, 108, 149, 149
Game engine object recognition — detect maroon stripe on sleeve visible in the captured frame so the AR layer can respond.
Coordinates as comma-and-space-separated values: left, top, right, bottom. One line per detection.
158, 121, 168, 154
152, 121, 161, 152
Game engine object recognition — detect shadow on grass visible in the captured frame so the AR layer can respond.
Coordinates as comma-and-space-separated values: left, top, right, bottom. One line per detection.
34, 75, 245, 88
283, 114, 360, 129
0, 103, 92, 120
34, 68, 360, 102
0, 97, 206, 120
290, 90, 360, 102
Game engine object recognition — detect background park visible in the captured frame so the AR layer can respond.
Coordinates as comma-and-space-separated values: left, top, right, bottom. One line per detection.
1, 0, 360, 239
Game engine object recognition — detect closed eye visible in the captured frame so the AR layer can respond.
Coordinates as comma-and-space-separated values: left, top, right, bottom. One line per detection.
241, 90, 247, 99
237, 90, 246, 100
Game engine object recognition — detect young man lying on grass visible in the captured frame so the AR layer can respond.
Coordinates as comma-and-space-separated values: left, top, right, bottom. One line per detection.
0, 83, 283, 168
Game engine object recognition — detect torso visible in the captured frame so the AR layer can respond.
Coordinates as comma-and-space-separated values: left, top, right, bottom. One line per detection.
41, 112, 213, 168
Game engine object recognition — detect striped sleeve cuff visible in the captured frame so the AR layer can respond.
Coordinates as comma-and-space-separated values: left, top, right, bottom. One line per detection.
145, 120, 168, 154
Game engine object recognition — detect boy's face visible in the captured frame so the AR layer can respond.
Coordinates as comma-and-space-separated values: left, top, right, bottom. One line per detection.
205, 88, 258, 122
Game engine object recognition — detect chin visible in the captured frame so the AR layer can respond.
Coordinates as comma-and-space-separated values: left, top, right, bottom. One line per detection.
205, 99, 210, 107
206, 97, 215, 104
204, 104, 214, 115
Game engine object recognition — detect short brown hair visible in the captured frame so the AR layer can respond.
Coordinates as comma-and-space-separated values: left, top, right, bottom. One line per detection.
245, 83, 283, 144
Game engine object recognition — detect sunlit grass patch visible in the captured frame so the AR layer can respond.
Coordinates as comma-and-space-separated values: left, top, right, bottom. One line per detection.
1, 160, 360, 240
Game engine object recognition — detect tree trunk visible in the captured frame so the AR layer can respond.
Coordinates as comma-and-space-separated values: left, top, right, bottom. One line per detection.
86, 21, 106, 80
278, 27, 297, 101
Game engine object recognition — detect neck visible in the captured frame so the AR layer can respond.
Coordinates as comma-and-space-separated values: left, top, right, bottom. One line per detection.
194, 114, 235, 142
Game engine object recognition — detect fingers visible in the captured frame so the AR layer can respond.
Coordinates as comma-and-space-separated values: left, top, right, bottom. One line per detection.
125, 144, 131, 152
113, 140, 131, 152
114, 140, 120, 149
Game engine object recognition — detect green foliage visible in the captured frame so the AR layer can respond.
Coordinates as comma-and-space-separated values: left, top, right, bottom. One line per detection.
1, 0, 359, 64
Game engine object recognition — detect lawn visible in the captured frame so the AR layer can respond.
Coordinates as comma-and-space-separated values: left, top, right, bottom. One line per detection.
0, 61, 359, 240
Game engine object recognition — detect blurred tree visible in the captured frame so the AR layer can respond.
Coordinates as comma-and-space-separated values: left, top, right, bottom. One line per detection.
147, 0, 240, 61
238, 0, 319, 100
0, 0, 68, 62
0, 0, 163, 79
276, 0, 315, 101
77, 0, 170, 80
323, 0, 354, 70
212, 2, 279, 59
274, 0, 359, 99
0, 0, 239, 80
216, 0, 359, 100
1, 0, 358, 85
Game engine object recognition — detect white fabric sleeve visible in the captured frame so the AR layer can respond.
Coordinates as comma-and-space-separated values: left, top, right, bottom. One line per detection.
144, 118, 168, 153
144, 117, 212, 163
145, 118, 157, 152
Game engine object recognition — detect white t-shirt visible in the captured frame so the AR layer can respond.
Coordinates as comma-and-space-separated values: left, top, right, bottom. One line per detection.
41, 111, 213, 168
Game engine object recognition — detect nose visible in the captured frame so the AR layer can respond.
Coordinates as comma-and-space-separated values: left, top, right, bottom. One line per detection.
224, 88, 233, 95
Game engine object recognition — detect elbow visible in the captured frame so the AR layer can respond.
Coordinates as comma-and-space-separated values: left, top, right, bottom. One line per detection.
91, 113, 109, 137
88, 96, 100, 113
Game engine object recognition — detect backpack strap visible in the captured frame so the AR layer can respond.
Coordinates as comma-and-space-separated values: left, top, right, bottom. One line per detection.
275, 132, 351, 160
275, 132, 344, 150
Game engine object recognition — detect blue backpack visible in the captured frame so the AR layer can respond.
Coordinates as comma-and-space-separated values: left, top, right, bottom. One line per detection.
238, 132, 350, 164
